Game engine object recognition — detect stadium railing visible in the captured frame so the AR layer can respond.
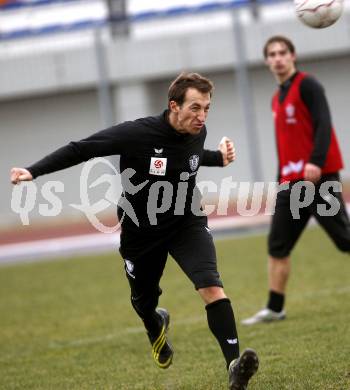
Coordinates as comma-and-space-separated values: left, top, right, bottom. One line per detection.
0, 0, 288, 40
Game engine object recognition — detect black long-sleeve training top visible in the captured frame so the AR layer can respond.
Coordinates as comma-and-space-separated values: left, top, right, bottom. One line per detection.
27, 110, 223, 231
278, 71, 332, 168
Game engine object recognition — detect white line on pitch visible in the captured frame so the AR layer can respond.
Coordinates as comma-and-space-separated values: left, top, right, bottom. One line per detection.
49, 284, 350, 350
48, 315, 205, 350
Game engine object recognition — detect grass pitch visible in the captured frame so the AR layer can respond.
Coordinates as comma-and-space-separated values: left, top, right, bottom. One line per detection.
1, 227, 349, 389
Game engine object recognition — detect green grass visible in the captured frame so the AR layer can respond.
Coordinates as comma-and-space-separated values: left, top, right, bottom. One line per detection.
1, 227, 350, 389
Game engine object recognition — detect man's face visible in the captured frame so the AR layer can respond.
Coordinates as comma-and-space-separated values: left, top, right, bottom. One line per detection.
265, 42, 296, 79
170, 88, 211, 135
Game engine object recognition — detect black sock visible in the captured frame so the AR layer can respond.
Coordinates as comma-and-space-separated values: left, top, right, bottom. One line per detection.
267, 290, 285, 313
142, 311, 162, 336
205, 298, 239, 369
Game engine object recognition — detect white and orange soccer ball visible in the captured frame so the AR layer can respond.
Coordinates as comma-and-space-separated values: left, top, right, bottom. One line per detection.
294, 0, 344, 28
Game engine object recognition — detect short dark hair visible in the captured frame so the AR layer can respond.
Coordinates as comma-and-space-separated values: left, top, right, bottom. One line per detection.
263, 35, 296, 58
168, 72, 214, 106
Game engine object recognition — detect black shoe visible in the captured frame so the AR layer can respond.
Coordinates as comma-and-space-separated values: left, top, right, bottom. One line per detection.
228, 349, 259, 390
147, 308, 174, 369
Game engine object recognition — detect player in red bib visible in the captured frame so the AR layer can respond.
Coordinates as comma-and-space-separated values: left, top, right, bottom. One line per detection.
242, 35, 350, 325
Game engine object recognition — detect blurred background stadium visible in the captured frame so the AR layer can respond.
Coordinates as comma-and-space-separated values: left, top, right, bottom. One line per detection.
1, 0, 350, 262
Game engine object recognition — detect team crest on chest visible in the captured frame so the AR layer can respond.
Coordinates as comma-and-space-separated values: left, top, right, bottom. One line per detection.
285, 104, 297, 124
189, 154, 199, 172
285, 103, 295, 117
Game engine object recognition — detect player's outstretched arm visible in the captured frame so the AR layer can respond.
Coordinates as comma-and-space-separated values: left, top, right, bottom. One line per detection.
8, 121, 136, 182
10, 168, 33, 185
219, 136, 236, 166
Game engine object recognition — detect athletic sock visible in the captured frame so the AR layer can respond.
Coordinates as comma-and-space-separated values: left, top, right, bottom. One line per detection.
267, 290, 285, 313
205, 298, 240, 369
143, 311, 162, 336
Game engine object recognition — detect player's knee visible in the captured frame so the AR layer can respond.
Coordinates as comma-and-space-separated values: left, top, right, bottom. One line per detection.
198, 286, 226, 304
268, 235, 291, 259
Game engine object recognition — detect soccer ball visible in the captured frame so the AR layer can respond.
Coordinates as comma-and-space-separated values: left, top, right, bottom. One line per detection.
294, 0, 344, 28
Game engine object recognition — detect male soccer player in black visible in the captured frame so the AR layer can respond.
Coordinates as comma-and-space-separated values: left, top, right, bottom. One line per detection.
11, 72, 259, 389
242, 36, 350, 325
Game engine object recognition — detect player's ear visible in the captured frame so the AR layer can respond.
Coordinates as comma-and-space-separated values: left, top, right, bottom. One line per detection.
169, 100, 179, 113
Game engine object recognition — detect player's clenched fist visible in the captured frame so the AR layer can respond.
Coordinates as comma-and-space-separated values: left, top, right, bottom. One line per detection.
10, 168, 33, 185
219, 136, 236, 166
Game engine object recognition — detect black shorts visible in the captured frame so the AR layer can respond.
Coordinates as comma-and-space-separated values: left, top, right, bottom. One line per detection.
119, 215, 223, 292
269, 173, 350, 258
